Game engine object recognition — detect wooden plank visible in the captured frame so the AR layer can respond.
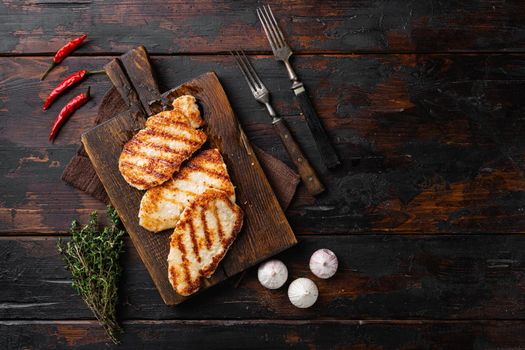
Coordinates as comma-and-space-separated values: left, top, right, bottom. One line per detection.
2, 1, 525, 54
2, 54, 525, 234
1, 235, 524, 320
82, 72, 297, 304
2, 320, 525, 349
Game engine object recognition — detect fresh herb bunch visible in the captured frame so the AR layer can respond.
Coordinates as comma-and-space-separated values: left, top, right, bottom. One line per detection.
58, 205, 125, 343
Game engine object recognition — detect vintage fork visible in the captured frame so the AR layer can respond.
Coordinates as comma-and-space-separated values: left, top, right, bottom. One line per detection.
257, 5, 340, 169
231, 50, 324, 196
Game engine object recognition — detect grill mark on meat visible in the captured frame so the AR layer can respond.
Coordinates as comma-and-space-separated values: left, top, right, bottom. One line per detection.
187, 164, 230, 181
154, 194, 184, 208
119, 161, 166, 181
179, 227, 192, 289
121, 174, 148, 186
171, 172, 190, 182
122, 148, 176, 168
141, 128, 204, 147
148, 122, 198, 141
173, 233, 191, 292
150, 118, 189, 130
201, 207, 212, 250
140, 196, 159, 214
127, 138, 181, 158
188, 218, 201, 263
169, 186, 199, 198
169, 266, 177, 287
120, 163, 164, 183
212, 201, 224, 241
144, 186, 186, 209
197, 149, 221, 162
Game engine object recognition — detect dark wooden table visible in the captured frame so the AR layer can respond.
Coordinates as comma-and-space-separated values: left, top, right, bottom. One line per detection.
2, 1, 525, 349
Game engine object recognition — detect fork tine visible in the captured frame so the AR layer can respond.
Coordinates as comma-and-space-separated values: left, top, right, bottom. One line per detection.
240, 50, 264, 89
257, 8, 277, 50
265, 5, 287, 46
262, 5, 284, 47
235, 50, 260, 90
256, 8, 276, 52
231, 50, 256, 93
257, 6, 282, 49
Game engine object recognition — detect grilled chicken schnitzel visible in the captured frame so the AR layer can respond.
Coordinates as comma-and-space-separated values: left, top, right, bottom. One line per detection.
119, 96, 206, 190
139, 149, 235, 232
172, 95, 204, 129
167, 189, 243, 296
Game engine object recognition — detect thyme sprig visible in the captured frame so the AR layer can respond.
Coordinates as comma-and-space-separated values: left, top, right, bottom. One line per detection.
58, 205, 125, 344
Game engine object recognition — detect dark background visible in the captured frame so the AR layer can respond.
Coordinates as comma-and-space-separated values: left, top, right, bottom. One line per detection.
1, 1, 525, 349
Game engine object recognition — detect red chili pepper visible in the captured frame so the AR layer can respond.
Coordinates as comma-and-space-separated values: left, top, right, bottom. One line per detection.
42, 69, 104, 110
41, 34, 87, 81
49, 87, 91, 142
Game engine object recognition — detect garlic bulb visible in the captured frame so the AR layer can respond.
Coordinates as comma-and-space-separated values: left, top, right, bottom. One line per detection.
258, 259, 288, 289
309, 248, 338, 279
288, 278, 318, 308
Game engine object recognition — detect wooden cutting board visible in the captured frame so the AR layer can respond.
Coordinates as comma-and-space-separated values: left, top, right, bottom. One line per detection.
82, 72, 297, 305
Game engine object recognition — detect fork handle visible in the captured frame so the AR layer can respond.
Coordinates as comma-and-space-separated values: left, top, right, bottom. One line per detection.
273, 118, 325, 196
294, 86, 341, 169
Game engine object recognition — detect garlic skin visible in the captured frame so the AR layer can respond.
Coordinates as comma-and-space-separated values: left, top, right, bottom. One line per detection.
288, 278, 318, 308
258, 259, 288, 289
309, 248, 338, 279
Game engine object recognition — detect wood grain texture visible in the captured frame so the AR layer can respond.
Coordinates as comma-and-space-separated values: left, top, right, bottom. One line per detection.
82, 72, 297, 304
1, 235, 524, 320
119, 46, 160, 115
2, 54, 525, 234
2, 0, 525, 54
103, 58, 146, 116
2, 320, 525, 349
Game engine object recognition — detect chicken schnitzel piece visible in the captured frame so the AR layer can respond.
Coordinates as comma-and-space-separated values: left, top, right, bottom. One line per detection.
139, 149, 235, 232
118, 96, 206, 190
172, 95, 204, 129
167, 188, 243, 296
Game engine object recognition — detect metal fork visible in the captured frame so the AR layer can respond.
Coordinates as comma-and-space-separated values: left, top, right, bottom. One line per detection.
231, 50, 324, 196
257, 5, 340, 169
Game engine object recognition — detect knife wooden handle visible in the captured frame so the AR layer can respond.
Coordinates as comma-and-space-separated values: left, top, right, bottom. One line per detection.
295, 87, 340, 168
273, 118, 325, 196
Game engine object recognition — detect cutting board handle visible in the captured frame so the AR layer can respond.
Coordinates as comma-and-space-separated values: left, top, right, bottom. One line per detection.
104, 45, 161, 117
